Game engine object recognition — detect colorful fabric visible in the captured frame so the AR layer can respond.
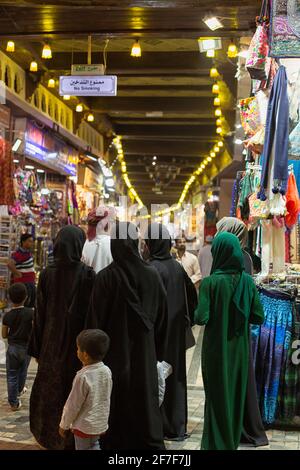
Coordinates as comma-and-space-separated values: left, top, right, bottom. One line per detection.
285, 173, 300, 228
270, 0, 300, 58
276, 303, 300, 422
246, 23, 270, 80
239, 96, 262, 137
251, 288, 294, 424
11, 248, 35, 284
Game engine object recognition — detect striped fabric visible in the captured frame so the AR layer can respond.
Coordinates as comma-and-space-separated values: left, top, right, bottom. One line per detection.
11, 248, 35, 284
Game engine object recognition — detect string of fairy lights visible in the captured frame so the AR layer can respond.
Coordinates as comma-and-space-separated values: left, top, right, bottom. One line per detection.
113, 136, 144, 209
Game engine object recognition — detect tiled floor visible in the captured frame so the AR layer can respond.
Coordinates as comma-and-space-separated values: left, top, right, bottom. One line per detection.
0, 326, 299, 450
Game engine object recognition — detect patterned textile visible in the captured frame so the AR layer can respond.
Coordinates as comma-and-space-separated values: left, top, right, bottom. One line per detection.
251, 288, 294, 424
0, 137, 14, 206
269, 0, 300, 58
276, 303, 300, 422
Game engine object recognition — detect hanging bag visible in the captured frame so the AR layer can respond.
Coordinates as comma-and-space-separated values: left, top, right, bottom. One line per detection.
239, 96, 261, 137
246, 0, 270, 81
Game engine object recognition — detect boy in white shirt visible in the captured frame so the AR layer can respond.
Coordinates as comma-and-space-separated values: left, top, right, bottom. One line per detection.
59, 329, 112, 450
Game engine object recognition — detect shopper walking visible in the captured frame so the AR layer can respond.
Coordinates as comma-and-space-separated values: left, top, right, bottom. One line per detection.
82, 205, 115, 273
28, 226, 95, 450
59, 329, 112, 451
8, 234, 36, 308
2, 283, 32, 411
216, 217, 268, 447
145, 223, 197, 441
87, 221, 168, 450
198, 235, 213, 278
174, 237, 201, 290
195, 232, 265, 450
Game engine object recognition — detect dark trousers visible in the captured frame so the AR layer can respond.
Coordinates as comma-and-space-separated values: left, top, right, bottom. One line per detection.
24, 283, 36, 309
6, 344, 31, 407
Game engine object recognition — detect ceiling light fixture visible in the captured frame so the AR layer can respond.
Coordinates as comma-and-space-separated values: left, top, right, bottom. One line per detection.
227, 41, 238, 58
215, 108, 222, 117
30, 61, 38, 72
63, 95, 71, 100
210, 151, 216, 158
13, 159, 19, 164
87, 113, 94, 122
48, 78, 55, 88
214, 97, 221, 106
210, 67, 219, 78
218, 141, 224, 147
206, 49, 215, 58
207, 156, 213, 162
36, 169, 45, 173
214, 145, 220, 153
216, 127, 222, 134
76, 104, 83, 113
131, 39, 142, 58
12, 138, 22, 152
212, 83, 220, 94
6, 41, 15, 52
25, 165, 35, 170
198, 38, 222, 53
42, 43, 52, 59
203, 15, 224, 31
216, 118, 222, 126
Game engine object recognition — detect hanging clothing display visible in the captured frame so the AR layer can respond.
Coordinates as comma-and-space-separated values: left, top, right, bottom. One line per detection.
258, 66, 289, 200
251, 286, 299, 426
0, 138, 14, 206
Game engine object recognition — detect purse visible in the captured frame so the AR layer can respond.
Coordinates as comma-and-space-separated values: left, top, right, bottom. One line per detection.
246, 0, 270, 80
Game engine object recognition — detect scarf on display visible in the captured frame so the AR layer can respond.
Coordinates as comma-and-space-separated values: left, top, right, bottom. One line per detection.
258, 66, 289, 200
211, 232, 252, 336
145, 223, 172, 261
87, 206, 115, 241
216, 216, 248, 249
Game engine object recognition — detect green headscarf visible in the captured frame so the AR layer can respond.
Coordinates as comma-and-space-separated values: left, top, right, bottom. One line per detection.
211, 232, 252, 336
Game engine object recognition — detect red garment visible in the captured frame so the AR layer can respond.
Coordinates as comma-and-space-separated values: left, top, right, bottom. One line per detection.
0, 137, 14, 205
285, 174, 300, 228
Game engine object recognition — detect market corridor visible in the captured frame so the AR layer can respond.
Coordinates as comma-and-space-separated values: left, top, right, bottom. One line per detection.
0, 326, 299, 451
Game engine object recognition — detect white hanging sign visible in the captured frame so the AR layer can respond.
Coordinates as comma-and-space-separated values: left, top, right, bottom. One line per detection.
59, 75, 117, 96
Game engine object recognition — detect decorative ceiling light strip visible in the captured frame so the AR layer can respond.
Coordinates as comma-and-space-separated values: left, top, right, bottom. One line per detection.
177, 139, 224, 206
113, 136, 144, 208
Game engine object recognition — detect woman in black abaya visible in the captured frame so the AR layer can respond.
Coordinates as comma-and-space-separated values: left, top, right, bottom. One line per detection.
87, 221, 168, 450
144, 223, 197, 441
28, 226, 95, 450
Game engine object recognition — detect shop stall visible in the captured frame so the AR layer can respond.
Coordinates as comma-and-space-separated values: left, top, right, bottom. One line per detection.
231, 0, 300, 429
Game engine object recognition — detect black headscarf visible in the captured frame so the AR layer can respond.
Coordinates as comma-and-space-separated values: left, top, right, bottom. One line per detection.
145, 223, 172, 261
111, 221, 159, 330
53, 225, 86, 266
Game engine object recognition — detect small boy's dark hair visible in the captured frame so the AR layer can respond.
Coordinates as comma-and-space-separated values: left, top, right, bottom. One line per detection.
77, 329, 110, 362
20, 233, 33, 246
8, 283, 27, 304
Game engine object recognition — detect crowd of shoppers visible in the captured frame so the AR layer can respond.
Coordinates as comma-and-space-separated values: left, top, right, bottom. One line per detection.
1, 208, 268, 451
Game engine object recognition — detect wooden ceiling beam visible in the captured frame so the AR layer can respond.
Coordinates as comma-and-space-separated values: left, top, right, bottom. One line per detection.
0, 1, 261, 9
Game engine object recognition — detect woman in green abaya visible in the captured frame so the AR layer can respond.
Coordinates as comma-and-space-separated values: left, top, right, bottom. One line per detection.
194, 232, 264, 450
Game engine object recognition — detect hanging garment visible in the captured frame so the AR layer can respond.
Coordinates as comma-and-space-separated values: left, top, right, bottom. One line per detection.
251, 287, 294, 425
258, 66, 289, 200
285, 173, 300, 229
260, 220, 286, 276
277, 302, 300, 423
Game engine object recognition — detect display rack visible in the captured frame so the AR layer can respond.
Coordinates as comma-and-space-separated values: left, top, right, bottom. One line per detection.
0, 215, 19, 311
